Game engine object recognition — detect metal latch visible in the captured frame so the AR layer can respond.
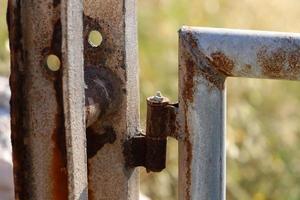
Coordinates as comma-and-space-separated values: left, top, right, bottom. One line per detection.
124, 92, 178, 172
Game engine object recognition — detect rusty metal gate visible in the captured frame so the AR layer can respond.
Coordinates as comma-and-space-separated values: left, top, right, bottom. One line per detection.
6, 0, 300, 200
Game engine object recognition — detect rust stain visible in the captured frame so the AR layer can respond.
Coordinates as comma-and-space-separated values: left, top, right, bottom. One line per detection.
183, 103, 192, 200
183, 31, 225, 90
51, 70, 68, 200
50, 19, 68, 200
210, 51, 234, 76
257, 47, 300, 79
182, 58, 196, 103
8, 1, 33, 199
181, 53, 193, 199
51, 116, 68, 200
258, 47, 285, 78
286, 50, 300, 77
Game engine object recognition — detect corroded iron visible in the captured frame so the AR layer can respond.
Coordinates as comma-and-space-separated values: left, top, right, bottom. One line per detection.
8, 0, 139, 199
83, 0, 140, 199
124, 93, 178, 172
7, 0, 88, 200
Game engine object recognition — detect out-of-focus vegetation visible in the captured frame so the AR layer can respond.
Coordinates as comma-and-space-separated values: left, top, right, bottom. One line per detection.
0, 0, 9, 76
138, 0, 300, 200
1, 0, 300, 199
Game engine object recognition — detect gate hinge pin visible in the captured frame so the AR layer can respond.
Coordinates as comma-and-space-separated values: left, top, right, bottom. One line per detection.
124, 92, 178, 172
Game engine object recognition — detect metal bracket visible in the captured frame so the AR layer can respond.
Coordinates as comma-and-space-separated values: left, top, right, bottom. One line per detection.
125, 92, 178, 172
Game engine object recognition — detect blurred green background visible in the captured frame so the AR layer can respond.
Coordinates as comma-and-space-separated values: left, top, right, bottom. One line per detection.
2, 0, 300, 199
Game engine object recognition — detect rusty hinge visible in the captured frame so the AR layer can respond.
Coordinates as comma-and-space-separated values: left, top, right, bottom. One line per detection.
124, 92, 178, 172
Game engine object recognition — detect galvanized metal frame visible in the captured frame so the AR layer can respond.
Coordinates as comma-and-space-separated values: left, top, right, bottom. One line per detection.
179, 27, 300, 200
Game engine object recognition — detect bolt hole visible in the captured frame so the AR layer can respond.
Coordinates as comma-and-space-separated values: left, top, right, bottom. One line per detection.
88, 30, 103, 47
46, 54, 61, 71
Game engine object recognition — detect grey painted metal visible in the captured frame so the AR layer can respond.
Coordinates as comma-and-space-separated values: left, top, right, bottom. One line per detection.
8, 1, 87, 199
178, 26, 300, 200
61, 1, 88, 199
83, 0, 140, 199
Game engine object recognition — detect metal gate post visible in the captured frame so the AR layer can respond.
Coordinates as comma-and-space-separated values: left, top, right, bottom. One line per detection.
179, 28, 226, 200
179, 27, 300, 200
8, 0, 139, 199
83, 0, 139, 199
7, 1, 87, 199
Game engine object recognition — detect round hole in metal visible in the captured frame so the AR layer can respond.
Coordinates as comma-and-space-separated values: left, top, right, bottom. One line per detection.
46, 54, 61, 71
88, 30, 103, 47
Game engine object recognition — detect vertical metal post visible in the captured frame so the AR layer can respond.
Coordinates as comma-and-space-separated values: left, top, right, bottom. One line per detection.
61, 1, 88, 199
83, 0, 139, 199
179, 29, 225, 200
7, 1, 87, 199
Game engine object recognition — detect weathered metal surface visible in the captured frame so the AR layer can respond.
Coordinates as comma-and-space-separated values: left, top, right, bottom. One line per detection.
179, 30, 225, 200
146, 94, 179, 139
178, 26, 300, 200
125, 95, 178, 172
83, 0, 140, 199
61, 1, 88, 199
84, 67, 122, 127
181, 27, 300, 81
8, 1, 87, 199
145, 95, 178, 172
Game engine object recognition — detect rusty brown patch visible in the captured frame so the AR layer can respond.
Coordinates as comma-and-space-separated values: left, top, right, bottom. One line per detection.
51, 19, 68, 200
182, 58, 196, 103
257, 47, 286, 78
210, 51, 234, 76
185, 31, 198, 49
258, 46, 300, 80
183, 104, 192, 200
286, 50, 300, 77
182, 30, 225, 90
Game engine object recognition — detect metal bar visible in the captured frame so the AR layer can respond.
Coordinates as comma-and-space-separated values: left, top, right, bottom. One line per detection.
7, 1, 87, 199
181, 27, 300, 80
83, 0, 140, 199
61, 1, 88, 199
179, 30, 225, 200
178, 26, 300, 200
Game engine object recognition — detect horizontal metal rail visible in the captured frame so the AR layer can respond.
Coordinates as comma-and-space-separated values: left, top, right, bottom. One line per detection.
178, 27, 300, 200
